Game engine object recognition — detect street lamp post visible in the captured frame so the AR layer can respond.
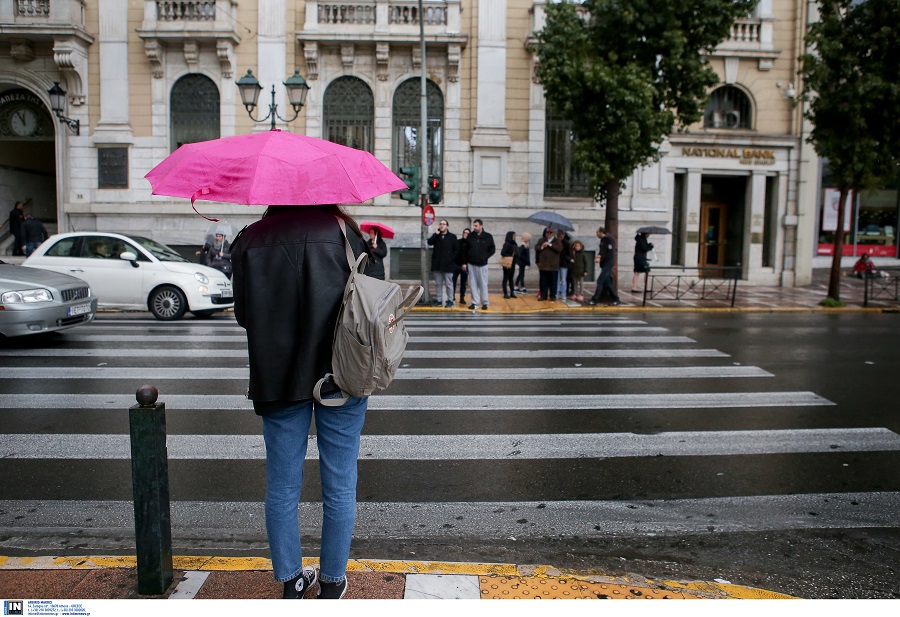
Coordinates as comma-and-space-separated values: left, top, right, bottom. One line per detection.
47, 82, 79, 136
235, 69, 310, 131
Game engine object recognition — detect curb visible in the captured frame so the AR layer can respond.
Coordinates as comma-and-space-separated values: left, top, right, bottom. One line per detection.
0, 555, 797, 600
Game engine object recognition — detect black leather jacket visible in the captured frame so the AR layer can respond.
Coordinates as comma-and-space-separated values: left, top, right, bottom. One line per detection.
231, 207, 367, 410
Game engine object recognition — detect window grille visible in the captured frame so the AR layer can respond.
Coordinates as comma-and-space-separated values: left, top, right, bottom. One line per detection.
392, 78, 443, 176
703, 86, 753, 130
170, 74, 220, 152
544, 104, 591, 197
323, 77, 374, 153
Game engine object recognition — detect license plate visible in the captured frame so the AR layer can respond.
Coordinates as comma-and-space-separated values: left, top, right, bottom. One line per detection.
220, 289, 233, 298
68, 304, 92, 317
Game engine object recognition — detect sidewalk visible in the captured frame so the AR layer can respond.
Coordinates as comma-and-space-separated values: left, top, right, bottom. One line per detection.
0, 555, 795, 600
410, 269, 900, 313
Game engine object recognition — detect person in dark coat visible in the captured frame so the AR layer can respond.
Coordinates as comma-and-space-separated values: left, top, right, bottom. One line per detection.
500, 230, 518, 299
8, 201, 25, 256
427, 219, 458, 307
21, 214, 48, 256
555, 230, 573, 298
366, 226, 388, 280
514, 232, 531, 293
453, 227, 470, 305
231, 205, 371, 600
202, 232, 233, 279
587, 226, 621, 306
535, 227, 561, 301
632, 232, 654, 292
464, 219, 495, 310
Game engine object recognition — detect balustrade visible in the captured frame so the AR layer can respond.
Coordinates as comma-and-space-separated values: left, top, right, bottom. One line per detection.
156, 1, 216, 21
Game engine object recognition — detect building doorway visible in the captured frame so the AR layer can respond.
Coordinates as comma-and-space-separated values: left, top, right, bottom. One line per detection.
0, 86, 58, 253
699, 176, 746, 275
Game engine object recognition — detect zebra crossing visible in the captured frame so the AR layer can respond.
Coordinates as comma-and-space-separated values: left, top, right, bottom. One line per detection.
1, 312, 898, 554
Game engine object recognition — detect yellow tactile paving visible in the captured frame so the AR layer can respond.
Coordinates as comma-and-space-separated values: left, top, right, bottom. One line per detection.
478, 574, 703, 599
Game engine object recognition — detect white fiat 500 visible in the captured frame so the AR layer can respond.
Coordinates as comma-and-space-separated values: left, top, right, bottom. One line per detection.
23, 232, 233, 321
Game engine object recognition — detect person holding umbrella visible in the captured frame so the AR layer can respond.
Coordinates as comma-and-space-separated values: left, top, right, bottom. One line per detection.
145, 129, 411, 601
535, 227, 561, 301
631, 231, 654, 292
202, 232, 233, 279
366, 226, 388, 280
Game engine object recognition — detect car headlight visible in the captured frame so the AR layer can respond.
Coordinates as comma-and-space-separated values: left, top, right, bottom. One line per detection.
2, 288, 53, 303
194, 272, 210, 284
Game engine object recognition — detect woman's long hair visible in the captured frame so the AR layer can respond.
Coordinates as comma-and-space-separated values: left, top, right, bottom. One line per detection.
262, 204, 364, 238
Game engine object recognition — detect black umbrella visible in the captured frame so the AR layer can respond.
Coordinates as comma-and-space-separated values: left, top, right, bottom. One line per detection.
636, 226, 671, 235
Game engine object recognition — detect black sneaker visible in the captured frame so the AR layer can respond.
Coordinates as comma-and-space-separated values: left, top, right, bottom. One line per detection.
482, 304, 489, 310
468, 304, 476, 310
611, 300, 621, 306
283, 566, 318, 599
317, 578, 348, 600
521, 288, 528, 293
444, 301, 453, 308
587, 300, 597, 306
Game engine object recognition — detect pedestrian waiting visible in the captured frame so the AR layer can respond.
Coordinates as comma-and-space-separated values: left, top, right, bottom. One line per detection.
500, 230, 518, 299
514, 232, 532, 294
427, 219, 458, 307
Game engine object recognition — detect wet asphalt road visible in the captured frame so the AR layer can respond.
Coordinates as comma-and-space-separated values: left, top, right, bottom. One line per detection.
0, 311, 898, 598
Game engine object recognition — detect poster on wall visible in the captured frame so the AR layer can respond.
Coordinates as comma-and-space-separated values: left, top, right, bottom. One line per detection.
821, 188, 853, 232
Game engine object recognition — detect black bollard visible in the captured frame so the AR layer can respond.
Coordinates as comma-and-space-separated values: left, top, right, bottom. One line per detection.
129, 384, 174, 595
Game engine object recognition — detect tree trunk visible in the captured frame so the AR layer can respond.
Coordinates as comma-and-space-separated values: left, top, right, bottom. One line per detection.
827, 186, 850, 302
605, 179, 620, 294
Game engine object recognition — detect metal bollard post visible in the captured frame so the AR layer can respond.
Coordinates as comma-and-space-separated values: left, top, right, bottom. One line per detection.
129, 384, 174, 595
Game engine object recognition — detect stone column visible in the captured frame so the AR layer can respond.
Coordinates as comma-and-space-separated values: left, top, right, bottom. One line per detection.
95, 0, 131, 136
470, 0, 510, 207
748, 170, 768, 276
684, 170, 703, 267
258, 0, 288, 131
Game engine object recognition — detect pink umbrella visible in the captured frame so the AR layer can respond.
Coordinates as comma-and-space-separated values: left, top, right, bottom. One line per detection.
359, 222, 395, 239
145, 129, 407, 207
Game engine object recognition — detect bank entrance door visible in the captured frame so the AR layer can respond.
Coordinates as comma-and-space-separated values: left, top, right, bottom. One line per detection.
700, 201, 727, 269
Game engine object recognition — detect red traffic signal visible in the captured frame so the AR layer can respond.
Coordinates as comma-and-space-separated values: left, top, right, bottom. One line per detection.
427, 175, 442, 204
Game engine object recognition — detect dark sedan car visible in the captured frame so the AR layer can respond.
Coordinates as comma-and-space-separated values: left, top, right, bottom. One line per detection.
0, 259, 97, 338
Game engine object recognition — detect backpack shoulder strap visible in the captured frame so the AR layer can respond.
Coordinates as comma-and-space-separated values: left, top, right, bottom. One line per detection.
335, 216, 368, 273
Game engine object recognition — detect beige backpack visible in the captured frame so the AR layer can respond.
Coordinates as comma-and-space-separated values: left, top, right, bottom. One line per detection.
313, 218, 423, 406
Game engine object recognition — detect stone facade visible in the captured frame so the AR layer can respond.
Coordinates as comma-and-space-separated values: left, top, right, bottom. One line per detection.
0, 0, 821, 286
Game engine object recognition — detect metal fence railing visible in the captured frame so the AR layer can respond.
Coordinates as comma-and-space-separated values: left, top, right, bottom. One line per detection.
863, 267, 900, 307
641, 266, 741, 307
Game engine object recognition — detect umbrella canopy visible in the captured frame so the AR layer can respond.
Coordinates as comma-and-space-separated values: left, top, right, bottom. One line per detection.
636, 226, 672, 235
359, 221, 395, 239
145, 129, 408, 207
205, 220, 237, 240
527, 210, 574, 231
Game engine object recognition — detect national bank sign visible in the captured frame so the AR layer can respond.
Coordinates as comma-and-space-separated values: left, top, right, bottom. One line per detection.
682, 147, 776, 165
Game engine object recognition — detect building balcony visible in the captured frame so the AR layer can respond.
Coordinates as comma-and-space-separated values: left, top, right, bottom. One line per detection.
136, 0, 242, 78
297, 0, 467, 82
0, 0, 93, 45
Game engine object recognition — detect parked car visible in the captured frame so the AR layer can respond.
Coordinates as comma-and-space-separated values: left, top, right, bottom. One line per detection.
22, 232, 234, 321
0, 259, 97, 338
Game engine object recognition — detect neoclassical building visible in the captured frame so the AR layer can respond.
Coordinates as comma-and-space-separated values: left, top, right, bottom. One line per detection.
2, 0, 858, 286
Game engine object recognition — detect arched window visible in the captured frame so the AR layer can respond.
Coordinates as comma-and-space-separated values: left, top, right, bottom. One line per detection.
703, 86, 752, 130
323, 77, 374, 153
544, 104, 591, 197
392, 78, 443, 176
170, 74, 220, 152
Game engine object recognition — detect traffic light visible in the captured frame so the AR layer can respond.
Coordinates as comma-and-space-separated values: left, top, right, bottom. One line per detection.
427, 175, 442, 204
398, 165, 420, 205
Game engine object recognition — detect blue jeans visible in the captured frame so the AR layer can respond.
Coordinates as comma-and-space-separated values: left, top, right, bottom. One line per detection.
557, 267, 568, 297
261, 394, 368, 584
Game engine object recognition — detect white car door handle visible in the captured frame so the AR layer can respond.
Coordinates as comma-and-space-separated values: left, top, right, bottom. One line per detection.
69, 268, 84, 273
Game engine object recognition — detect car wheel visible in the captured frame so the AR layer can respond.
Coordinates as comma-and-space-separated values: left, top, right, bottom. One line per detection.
149, 286, 187, 321
191, 310, 216, 318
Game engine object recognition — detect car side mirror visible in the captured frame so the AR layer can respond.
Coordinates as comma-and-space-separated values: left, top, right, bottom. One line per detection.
120, 251, 139, 267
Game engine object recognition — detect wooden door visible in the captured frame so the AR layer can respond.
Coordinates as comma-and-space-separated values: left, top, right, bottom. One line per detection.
699, 202, 727, 275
